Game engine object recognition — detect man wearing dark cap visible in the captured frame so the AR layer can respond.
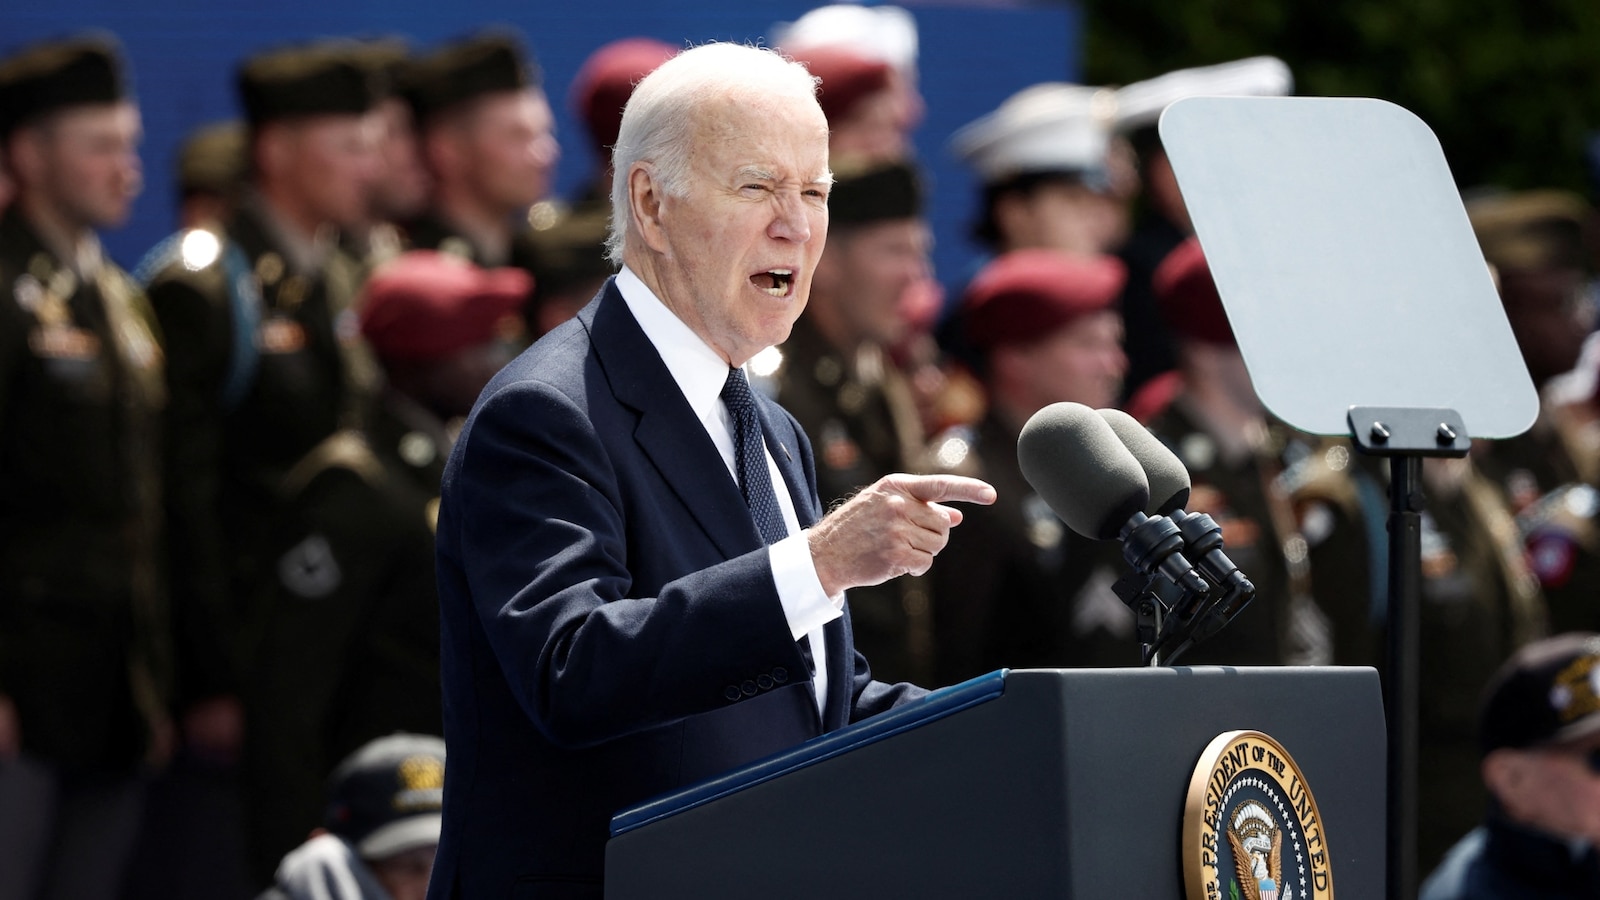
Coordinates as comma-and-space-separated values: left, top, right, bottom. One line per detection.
0, 34, 172, 900
404, 31, 558, 269
142, 38, 382, 823
259, 732, 445, 900
1421, 633, 1600, 898
927, 249, 1139, 679
245, 250, 526, 878
768, 160, 937, 682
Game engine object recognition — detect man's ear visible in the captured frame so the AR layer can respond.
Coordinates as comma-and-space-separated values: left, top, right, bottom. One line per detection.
1482, 748, 1529, 812
5, 127, 45, 186
255, 122, 291, 184
628, 163, 670, 255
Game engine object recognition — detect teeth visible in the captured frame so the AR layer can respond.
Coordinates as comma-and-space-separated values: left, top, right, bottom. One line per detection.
756, 269, 794, 298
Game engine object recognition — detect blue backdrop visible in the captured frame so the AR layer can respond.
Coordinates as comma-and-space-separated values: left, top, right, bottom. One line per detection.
2, 0, 1082, 295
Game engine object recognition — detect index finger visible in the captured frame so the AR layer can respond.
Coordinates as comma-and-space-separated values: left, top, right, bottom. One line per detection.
893, 474, 997, 506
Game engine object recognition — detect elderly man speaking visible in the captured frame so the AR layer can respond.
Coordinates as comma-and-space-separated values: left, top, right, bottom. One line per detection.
427, 42, 995, 898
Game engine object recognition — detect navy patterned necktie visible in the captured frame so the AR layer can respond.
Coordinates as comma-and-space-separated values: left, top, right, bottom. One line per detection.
721, 367, 790, 545
722, 366, 817, 677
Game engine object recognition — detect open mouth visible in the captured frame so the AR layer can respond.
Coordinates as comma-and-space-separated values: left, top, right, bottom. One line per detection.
750, 269, 794, 298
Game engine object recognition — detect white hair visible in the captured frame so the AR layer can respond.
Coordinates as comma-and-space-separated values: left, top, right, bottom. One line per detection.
605, 42, 821, 265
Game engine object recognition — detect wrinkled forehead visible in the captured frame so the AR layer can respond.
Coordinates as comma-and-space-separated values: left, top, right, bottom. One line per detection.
692, 85, 829, 161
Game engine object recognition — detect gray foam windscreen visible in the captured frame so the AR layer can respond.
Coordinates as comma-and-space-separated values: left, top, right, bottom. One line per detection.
1017, 402, 1150, 540
1097, 408, 1191, 515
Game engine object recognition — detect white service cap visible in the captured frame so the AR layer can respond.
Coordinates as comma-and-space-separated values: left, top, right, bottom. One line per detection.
1112, 56, 1293, 133
949, 82, 1120, 186
771, 4, 919, 73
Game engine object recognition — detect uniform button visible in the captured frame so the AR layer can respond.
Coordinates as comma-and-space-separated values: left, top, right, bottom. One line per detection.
724, 686, 741, 702
740, 680, 758, 697
756, 674, 773, 690
771, 667, 788, 684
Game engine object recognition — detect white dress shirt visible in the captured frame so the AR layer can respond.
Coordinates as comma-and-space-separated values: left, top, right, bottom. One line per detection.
615, 267, 843, 712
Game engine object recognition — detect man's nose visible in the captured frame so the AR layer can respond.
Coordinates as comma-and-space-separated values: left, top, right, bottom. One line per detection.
767, 194, 813, 243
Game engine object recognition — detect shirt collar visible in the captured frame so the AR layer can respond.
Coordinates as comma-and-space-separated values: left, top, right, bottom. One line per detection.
615, 265, 738, 425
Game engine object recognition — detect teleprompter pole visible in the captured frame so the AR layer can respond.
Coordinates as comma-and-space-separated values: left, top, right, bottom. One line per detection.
1348, 406, 1469, 900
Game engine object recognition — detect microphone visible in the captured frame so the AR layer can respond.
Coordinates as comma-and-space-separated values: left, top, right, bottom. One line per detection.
1096, 408, 1256, 662
1017, 403, 1210, 603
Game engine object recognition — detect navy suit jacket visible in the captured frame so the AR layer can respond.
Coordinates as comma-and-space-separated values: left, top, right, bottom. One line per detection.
428, 280, 925, 899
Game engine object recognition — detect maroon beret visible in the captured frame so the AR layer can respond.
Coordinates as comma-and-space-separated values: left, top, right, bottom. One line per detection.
1154, 236, 1235, 346
795, 47, 894, 125
359, 251, 531, 362
964, 249, 1126, 350
570, 38, 676, 157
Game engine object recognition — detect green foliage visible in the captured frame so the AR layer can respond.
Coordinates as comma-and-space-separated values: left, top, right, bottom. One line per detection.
1231, 878, 1244, 900
1081, 0, 1600, 196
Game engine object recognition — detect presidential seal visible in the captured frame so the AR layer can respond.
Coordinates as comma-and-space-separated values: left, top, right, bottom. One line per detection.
1183, 730, 1333, 900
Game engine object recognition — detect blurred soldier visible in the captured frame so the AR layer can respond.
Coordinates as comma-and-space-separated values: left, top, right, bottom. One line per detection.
1466, 193, 1600, 629
173, 120, 247, 231
513, 38, 674, 341
405, 32, 558, 271
259, 733, 445, 900
1110, 57, 1293, 399
1468, 190, 1593, 510
246, 250, 526, 877
325, 39, 431, 411
567, 37, 675, 203
951, 82, 1129, 262
768, 160, 936, 683
793, 46, 913, 168
520, 208, 612, 341
1421, 633, 1600, 899
0, 35, 171, 899
1132, 237, 1351, 667
355, 40, 429, 242
144, 40, 381, 787
930, 249, 1137, 681
772, 2, 924, 152
131, 120, 246, 282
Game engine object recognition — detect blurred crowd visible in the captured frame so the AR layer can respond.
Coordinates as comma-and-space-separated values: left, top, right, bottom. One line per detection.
2, 5, 1599, 898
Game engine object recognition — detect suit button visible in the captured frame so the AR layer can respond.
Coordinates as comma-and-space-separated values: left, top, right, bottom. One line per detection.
757, 674, 773, 690
724, 686, 741, 702
740, 680, 758, 697
771, 667, 788, 684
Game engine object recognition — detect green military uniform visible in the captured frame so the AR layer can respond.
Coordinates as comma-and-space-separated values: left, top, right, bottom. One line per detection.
145, 200, 350, 707
244, 392, 443, 876
1144, 398, 1333, 666
1408, 457, 1547, 872
1519, 482, 1600, 634
0, 205, 171, 770
770, 314, 935, 683
928, 413, 1137, 683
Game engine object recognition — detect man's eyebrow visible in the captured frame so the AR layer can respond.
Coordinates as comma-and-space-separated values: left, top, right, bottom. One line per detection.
736, 165, 777, 182
809, 171, 835, 188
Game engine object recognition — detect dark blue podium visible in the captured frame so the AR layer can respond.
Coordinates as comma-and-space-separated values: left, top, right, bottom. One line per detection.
605, 667, 1385, 899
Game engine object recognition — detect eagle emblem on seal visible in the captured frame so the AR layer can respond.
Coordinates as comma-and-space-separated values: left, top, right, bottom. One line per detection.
1228, 800, 1288, 900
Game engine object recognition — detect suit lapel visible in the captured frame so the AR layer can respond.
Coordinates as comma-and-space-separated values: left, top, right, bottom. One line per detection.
753, 400, 819, 529
584, 282, 761, 560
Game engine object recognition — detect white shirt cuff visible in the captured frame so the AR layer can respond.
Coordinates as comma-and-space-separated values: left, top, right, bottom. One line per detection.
769, 529, 844, 640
